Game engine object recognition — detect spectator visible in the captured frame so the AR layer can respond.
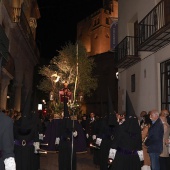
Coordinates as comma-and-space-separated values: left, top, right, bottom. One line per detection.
8, 109, 15, 120
159, 109, 170, 170
141, 113, 152, 170
14, 112, 21, 121
140, 111, 147, 129
81, 114, 87, 133
86, 112, 97, 154
145, 110, 164, 170
80, 114, 88, 146
166, 112, 170, 125
0, 110, 16, 170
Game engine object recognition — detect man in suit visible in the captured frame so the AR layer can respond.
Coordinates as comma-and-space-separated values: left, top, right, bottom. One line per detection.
86, 112, 97, 153
145, 110, 164, 170
0, 111, 16, 170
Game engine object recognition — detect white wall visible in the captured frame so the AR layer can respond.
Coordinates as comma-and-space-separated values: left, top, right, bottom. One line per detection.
119, 45, 170, 117
117, 0, 169, 117
119, 54, 158, 116
118, 0, 158, 42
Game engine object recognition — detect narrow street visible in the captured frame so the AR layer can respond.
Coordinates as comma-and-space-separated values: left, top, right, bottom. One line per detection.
40, 150, 99, 170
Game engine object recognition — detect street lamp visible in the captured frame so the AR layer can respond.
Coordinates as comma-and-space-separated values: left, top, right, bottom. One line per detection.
49, 73, 61, 115
50, 73, 60, 101
51, 73, 60, 83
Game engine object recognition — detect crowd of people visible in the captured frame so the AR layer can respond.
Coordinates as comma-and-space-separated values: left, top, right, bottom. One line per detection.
43, 108, 170, 170
0, 107, 170, 170
0, 109, 43, 170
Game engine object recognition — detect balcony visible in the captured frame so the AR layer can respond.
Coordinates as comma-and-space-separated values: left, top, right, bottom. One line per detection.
114, 36, 140, 69
138, 0, 170, 51
3, 1, 40, 61
18, 9, 40, 61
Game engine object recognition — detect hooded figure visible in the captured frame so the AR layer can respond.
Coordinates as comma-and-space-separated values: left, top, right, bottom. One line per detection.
58, 92, 77, 170
107, 88, 117, 127
13, 112, 40, 170
92, 97, 105, 166
108, 91, 142, 170
72, 115, 87, 153
96, 90, 117, 170
42, 113, 62, 151
125, 91, 142, 150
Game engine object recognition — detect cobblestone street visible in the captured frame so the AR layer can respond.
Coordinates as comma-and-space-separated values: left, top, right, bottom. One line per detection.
40, 150, 99, 170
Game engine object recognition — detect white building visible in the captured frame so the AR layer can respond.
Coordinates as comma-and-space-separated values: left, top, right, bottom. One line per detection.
116, 0, 170, 116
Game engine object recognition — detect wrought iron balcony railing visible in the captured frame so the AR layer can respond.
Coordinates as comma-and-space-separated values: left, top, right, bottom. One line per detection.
138, 0, 170, 51
3, 1, 40, 60
114, 36, 140, 68
18, 9, 40, 60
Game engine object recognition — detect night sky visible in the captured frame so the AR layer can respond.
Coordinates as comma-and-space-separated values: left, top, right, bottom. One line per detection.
36, 0, 103, 61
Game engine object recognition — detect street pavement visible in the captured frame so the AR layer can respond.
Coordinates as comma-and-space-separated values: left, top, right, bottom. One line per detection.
40, 150, 99, 170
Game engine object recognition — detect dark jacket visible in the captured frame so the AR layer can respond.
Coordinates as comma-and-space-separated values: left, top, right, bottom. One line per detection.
86, 118, 96, 136
14, 115, 39, 170
145, 118, 164, 154
0, 112, 15, 170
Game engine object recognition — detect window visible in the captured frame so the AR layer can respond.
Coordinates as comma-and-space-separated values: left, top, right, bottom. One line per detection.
106, 18, 110, 25
93, 18, 100, 27
161, 60, 170, 110
96, 18, 100, 25
131, 74, 135, 92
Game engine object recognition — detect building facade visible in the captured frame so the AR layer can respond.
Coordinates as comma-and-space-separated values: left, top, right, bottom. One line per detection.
0, 0, 40, 113
77, 0, 118, 56
77, 0, 118, 115
116, 0, 170, 116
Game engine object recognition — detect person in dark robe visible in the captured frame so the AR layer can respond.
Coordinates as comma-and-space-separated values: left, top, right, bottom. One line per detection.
108, 111, 142, 170
108, 92, 143, 170
99, 114, 117, 170
72, 116, 87, 153
42, 113, 62, 152
92, 115, 102, 167
0, 111, 16, 170
13, 112, 40, 170
97, 91, 118, 170
33, 111, 45, 170
57, 94, 78, 170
